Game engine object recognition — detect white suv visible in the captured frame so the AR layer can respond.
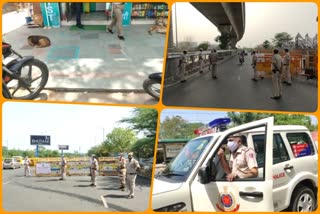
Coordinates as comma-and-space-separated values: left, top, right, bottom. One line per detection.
152, 117, 318, 212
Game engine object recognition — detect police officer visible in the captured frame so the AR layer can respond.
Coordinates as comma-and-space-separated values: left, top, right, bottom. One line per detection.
199, 48, 204, 73
90, 154, 99, 187
60, 155, 67, 180
179, 50, 187, 83
209, 49, 218, 79
118, 153, 126, 191
125, 152, 140, 199
107, 3, 125, 40
251, 51, 259, 81
282, 49, 292, 85
271, 49, 283, 99
75, 3, 84, 29
24, 156, 31, 176
217, 135, 258, 181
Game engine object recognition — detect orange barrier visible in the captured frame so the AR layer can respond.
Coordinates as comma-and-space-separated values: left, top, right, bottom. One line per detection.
256, 53, 302, 76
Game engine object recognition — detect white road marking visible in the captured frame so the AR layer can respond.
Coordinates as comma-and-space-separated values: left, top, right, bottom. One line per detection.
3, 181, 12, 185
238, 76, 241, 81
100, 195, 108, 208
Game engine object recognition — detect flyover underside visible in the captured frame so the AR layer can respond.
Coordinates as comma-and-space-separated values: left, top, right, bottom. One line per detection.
191, 3, 245, 47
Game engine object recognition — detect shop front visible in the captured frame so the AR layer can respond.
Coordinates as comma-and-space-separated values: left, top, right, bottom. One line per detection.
36, 2, 168, 27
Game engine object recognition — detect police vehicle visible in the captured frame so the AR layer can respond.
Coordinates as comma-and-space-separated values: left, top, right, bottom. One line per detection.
152, 117, 318, 212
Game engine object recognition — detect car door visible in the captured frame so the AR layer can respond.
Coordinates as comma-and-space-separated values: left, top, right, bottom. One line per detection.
190, 117, 274, 212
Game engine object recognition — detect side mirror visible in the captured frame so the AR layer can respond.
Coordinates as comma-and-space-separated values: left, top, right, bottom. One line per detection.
198, 166, 210, 184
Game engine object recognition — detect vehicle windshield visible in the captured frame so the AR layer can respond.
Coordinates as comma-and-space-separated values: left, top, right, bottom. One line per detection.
160, 136, 213, 181
4, 159, 12, 163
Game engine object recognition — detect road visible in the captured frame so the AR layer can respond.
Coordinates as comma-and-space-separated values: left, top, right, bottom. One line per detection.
162, 55, 317, 112
2, 168, 151, 211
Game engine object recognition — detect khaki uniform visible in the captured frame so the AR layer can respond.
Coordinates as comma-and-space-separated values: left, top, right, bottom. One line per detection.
91, 158, 99, 185
271, 53, 283, 97
24, 158, 31, 176
283, 52, 291, 84
118, 156, 126, 190
252, 54, 258, 80
229, 145, 258, 178
60, 158, 67, 180
126, 158, 140, 197
179, 53, 187, 81
199, 52, 204, 72
209, 52, 218, 78
108, 4, 124, 36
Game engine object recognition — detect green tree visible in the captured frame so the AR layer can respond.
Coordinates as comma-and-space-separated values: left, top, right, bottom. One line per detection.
2, 146, 8, 157
120, 108, 158, 158
102, 128, 137, 154
215, 32, 231, 49
197, 42, 209, 51
227, 112, 317, 131
272, 32, 293, 48
120, 108, 158, 137
262, 40, 271, 49
160, 116, 203, 139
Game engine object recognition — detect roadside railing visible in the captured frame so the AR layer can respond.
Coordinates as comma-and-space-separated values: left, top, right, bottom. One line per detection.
165, 50, 237, 85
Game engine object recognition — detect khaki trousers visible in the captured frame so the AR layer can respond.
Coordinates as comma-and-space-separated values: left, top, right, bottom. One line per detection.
109, 7, 123, 36
126, 174, 137, 196
272, 71, 282, 97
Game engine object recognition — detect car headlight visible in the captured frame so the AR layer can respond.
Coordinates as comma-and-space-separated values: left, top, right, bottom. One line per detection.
154, 202, 186, 212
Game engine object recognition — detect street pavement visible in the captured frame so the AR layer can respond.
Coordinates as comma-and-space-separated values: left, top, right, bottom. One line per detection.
3, 168, 151, 211
162, 55, 317, 112
2, 11, 165, 91
35, 90, 158, 105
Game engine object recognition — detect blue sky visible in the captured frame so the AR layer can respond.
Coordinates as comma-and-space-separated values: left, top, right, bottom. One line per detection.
2, 102, 140, 153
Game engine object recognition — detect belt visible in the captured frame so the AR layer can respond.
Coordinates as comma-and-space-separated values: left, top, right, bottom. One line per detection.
128, 173, 136, 175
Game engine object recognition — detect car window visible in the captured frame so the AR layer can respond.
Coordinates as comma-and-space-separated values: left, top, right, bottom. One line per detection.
210, 130, 264, 181
4, 159, 12, 163
286, 132, 315, 158
252, 134, 290, 167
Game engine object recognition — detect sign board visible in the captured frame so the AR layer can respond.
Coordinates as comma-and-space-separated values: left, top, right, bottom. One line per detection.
122, 3, 132, 26
59, 145, 69, 150
36, 163, 51, 174
40, 3, 61, 28
166, 144, 184, 158
31, 135, 51, 145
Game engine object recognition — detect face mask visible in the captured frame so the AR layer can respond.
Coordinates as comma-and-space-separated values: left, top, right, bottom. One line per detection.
227, 141, 238, 153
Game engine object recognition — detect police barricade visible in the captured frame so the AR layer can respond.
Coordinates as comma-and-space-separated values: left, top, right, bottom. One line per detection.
34, 157, 118, 177
98, 157, 118, 176
256, 53, 302, 77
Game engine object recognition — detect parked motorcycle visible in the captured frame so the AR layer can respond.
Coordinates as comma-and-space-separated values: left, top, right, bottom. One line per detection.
2, 42, 49, 99
143, 72, 161, 100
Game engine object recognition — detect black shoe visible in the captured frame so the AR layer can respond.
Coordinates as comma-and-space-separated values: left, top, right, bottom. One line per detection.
118, 35, 125, 40
251, 78, 257, 81
282, 81, 287, 84
260, 77, 264, 79
286, 82, 292, 86
200, 70, 203, 73
270, 96, 281, 100
180, 80, 186, 83
77, 24, 84, 29
107, 28, 114, 34
213, 76, 218, 79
